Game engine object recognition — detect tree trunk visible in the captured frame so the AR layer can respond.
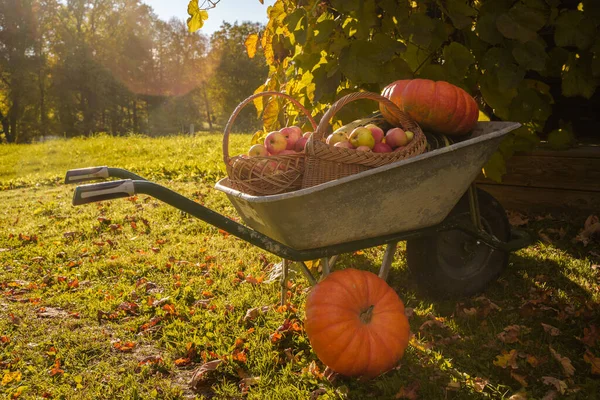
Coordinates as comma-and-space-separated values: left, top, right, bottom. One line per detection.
202, 87, 213, 130
132, 99, 138, 133
0, 110, 12, 143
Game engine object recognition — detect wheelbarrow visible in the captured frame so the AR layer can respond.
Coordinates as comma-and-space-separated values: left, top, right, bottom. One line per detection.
64, 121, 531, 300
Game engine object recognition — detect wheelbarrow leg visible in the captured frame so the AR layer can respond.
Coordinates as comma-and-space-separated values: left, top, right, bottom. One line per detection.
321, 257, 330, 277
379, 242, 398, 281
280, 259, 289, 306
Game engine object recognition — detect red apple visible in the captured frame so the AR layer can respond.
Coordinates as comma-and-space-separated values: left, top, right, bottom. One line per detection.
355, 145, 371, 151
373, 143, 393, 153
349, 127, 375, 149
364, 123, 385, 144
248, 144, 268, 157
334, 141, 354, 149
264, 131, 288, 155
280, 126, 303, 150
294, 137, 308, 152
385, 127, 409, 148
326, 131, 348, 146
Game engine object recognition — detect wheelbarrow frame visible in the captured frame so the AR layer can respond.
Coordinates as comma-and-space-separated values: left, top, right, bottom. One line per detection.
65, 166, 530, 303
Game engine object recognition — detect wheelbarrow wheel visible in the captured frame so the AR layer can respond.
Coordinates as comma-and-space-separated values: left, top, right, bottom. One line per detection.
406, 188, 510, 298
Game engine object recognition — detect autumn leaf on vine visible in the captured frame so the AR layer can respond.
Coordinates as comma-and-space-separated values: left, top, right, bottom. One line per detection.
186, 0, 209, 32
245, 33, 260, 58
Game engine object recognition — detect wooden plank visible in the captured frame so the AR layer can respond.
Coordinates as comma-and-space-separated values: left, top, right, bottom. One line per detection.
477, 184, 600, 213
528, 144, 600, 158
476, 154, 600, 192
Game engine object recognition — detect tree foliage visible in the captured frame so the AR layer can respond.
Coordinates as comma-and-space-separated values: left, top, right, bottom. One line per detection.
0, 0, 267, 143
191, 0, 600, 181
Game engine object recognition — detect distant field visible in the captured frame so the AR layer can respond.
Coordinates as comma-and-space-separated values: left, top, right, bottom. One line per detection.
0, 135, 599, 399
0, 132, 249, 190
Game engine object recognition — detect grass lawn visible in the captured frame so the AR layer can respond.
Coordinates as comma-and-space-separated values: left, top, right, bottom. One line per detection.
1, 133, 599, 399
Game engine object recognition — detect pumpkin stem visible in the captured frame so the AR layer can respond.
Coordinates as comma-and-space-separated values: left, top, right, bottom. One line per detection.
359, 305, 375, 324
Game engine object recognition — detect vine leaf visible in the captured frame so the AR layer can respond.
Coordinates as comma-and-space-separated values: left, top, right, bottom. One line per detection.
482, 151, 507, 183
186, 0, 208, 32
562, 54, 598, 99
245, 34, 260, 59
512, 40, 548, 72
496, 13, 537, 43
476, 14, 503, 45
443, 42, 475, 79
263, 97, 280, 132
446, 0, 476, 29
554, 10, 595, 50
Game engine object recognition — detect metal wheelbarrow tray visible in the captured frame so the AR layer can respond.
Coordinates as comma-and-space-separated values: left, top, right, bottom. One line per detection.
65, 121, 531, 298
215, 121, 520, 250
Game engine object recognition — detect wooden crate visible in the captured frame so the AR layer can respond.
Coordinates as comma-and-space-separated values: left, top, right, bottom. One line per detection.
476, 145, 600, 213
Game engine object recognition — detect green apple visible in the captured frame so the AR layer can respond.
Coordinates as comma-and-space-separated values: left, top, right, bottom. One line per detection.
326, 131, 348, 146
348, 127, 375, 149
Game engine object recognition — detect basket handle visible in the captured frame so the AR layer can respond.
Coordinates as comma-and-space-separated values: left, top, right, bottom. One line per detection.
222, 91, 318, 164
312, 91, 419, 141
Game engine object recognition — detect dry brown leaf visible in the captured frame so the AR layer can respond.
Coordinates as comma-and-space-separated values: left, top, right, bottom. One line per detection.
573, 215, 600, 246
549, 346, 575, 377
36, 307, 71, 319
498, 325, 528, 344
542, 376, 567, 394
545, 228, 567, 241
309, 388, 327, 400
507, 211, 529, 226
526, 355, 541, 368
242, 305, 270, 322
494, 349, 519, 369
189, 359, 223, 389
579, 325, 599, 347
541, 390, 559, 400
471, 377, 489, 392
511, 371, 528, 387
583, 351, 600, 375
541, 323, 561, 336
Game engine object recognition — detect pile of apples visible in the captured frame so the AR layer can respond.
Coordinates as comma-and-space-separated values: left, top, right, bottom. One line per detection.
247, 126, 311, 158
326, 124, 415, 153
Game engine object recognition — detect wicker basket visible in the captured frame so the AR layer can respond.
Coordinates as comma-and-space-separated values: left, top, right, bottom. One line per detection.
223, 91, 318, 196
302, 91, 427, 188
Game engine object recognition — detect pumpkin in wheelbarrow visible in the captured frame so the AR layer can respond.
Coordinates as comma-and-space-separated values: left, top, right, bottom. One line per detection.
381, 78, 479, 136
304, 268, 410, 379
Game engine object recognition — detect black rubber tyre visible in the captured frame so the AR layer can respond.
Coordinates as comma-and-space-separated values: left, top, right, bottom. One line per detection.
406, 188, 510, 298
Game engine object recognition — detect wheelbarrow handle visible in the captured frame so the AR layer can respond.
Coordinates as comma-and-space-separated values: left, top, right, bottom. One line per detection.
73, 180, 135, 205
65, 167, 146, 184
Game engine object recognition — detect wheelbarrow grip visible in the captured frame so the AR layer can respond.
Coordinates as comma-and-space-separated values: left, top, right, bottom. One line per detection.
65, 167, 147, 184
65, 166, 109, 184
73, 180, 135, 206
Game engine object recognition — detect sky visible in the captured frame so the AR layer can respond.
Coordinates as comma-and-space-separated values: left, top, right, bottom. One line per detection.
143, 0, 276, 36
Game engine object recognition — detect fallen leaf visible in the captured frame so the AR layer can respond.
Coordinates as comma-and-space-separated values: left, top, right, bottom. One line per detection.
309, 388, 327, 400
526, 355, 541, 368
578, 325, 599, 347
1, 370, 22, 386
37, 307, 70, 319
541, 390, 559, 400
113, 341, 136, 352
395, 381, 420, 399
49, 359, 64, 376
404, 307, 414, 318
507, 211, 529, 226
542, 376, 567, 394
511, 371, 528, 387
573, 215, 600, 246
471, 377, 489, 392
583, 351, 600, 375
189, 359, 223, 389
498, 325, 528, 344
242, 305, 270, 322
549, 346, 575, 377
541, 323, 561, 336
494, 349, 519, 369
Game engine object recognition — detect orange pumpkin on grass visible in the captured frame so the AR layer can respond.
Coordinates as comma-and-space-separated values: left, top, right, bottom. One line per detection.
381, 79, 479, 136
304, 268, 410, 379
